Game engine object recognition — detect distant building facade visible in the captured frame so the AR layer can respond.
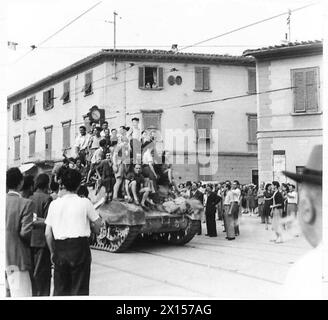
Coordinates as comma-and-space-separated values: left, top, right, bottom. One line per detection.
7, 49, 258, 183
244, 40, 323, 185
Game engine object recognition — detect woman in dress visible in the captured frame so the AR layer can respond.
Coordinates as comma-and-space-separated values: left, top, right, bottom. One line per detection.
263, 183, 273, 230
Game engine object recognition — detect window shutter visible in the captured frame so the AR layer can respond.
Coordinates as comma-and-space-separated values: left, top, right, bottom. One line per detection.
14, 137, 20, 159
43, 91, 48, 109
45, 127, 52, 160
305, 69, 318, 112
249, 117, 257, 142
29, 132, 35, 157
158, 67, 164, 88
139, 67, 144, 88
195, 67, 203, 90
12, 105, 15, 120
50, 88, 54, 108
143, 114, 161, 130
293, 71, 306, 112
203, 68, 210, 90
63, 122, 71, 149
248, 69, 256, 93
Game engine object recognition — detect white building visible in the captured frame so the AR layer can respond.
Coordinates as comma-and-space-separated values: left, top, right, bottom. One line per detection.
7, 49, 258, 183
244, 40, 323, 185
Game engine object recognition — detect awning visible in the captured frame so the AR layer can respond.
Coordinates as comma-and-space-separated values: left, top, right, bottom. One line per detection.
19, 163, 35, 173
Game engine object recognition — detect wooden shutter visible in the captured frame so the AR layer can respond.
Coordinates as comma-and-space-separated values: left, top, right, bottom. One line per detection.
203, 67, 210, 90
248, 116, 257, 142
63, 81, 70, 102
28, 96, 35, 115
14, 136, 20, 160
142, 112, 161, 130
195, 67, 203, 90
305, 68, 318, 112
50, 89, 54, 108
43, 91, 48, 109
248, 69, 256, 93
62, 122, 71, 149
139, 67, 144, 88
293, 70, 306, 112
45, 127, 52, 160
158, 67, 164, 88
13, 103, 21, 120
85, 72, 92, 94
29, 132, 35, 157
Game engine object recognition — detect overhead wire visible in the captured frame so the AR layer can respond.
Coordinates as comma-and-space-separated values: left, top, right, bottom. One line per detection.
10, 1, 103, 65
9, 1, 319, 93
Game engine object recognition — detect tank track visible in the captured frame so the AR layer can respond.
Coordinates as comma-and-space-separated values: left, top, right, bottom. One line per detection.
139, 218, 200, 246
90, 225, 142, 253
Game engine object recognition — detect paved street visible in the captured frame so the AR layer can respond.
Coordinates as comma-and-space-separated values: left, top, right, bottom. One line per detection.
89, 214, 312, 299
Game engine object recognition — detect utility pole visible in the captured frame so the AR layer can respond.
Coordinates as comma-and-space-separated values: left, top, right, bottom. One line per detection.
287, 9, 291, 42
113, 11, 118, 51
105, 11, 120, 79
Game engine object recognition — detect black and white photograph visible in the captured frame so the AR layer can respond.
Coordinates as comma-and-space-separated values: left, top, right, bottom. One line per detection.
0, 0, 327, 302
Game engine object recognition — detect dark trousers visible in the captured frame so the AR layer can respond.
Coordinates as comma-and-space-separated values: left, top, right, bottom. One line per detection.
205, 210, 217, 236
231, 202, 240, 236
54, 237, 91, 296
31, 247, 52, 296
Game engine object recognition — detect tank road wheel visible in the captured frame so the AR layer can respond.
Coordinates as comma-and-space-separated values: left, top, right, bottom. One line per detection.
157, 218, 200, 245
90, 223, 141, 253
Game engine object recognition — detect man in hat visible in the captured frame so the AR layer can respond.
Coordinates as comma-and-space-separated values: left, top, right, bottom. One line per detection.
283, 144, 323, 299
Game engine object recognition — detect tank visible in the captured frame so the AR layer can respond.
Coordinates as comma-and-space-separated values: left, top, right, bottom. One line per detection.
89, 197, 203, 253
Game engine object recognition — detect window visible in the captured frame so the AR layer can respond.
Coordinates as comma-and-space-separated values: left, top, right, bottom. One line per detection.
84, 71, 93, 95
61, 81, 70, 103
194, 112, 213, 150
248, 68, 256, 94
194, 112, 213, 181
29, 131, 36, 157
43, 88, 54, 110
44, 126, 52, 160
141, 110, 162, 130
27, 96, 36, 116
292, 67, 319, 113
138, 66, 164, 89
12, 103, 21, 121
194, 67, 210, 91
14, 136, 20, 160
247, 113, 257, 151
62, 121, 71, 150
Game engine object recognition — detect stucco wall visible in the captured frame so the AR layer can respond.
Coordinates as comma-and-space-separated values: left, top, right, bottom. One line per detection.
256, 54, 323, 185
7, 59, 257, 173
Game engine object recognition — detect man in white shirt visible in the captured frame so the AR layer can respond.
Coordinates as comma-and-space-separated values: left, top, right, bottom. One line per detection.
100, 121, 109, 138
45, 168, 102, 296
283, 145, 324, 299
74, 126, 90, 165
128, 117, 142, 164
231, 180, 241, 236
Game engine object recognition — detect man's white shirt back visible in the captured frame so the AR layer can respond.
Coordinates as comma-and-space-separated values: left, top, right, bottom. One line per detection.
45, 193, 99, 240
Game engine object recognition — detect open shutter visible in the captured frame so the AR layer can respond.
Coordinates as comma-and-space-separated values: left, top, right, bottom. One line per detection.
50, 88, 54, 108
158, 67, 164, 88
43, 91, 47, 109
195, 67, 203, 90
203, 67, 210, 90
293, 71, 306, 112
248, 69, 256, 93
138, 67, 144, 88
305, 68, 318, 112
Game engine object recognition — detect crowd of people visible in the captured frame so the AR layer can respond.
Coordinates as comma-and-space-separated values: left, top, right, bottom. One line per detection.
52, 117, 178, 208
177, 179, 299, 242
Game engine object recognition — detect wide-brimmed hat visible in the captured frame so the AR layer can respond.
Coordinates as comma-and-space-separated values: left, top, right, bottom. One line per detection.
283, 145, 322, 185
